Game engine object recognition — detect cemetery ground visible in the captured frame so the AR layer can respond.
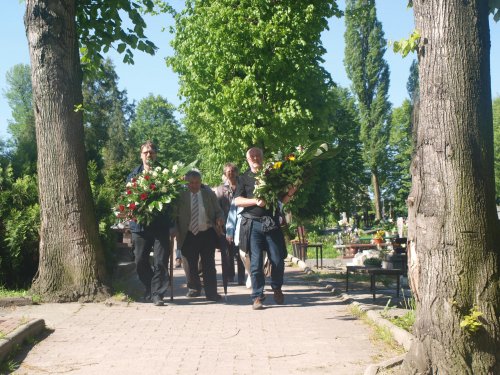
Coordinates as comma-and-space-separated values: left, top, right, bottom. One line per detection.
0, 249, 414, 375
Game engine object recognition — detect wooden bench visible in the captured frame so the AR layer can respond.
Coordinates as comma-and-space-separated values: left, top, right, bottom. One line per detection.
345, 265, 404, 300
291, 226, 323, 268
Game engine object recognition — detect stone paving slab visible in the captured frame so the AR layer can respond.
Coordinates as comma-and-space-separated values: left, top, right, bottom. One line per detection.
0, 317, 27, 337
1, 258, 402, 374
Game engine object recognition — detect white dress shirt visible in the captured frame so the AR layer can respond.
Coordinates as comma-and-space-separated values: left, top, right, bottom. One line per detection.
190, 191, 209, 233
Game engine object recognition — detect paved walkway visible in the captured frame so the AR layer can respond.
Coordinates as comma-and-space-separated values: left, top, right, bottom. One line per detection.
1, 257, 401, 375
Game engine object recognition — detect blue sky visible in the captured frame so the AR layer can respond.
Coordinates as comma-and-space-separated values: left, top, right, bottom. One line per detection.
1, 0, 499, 139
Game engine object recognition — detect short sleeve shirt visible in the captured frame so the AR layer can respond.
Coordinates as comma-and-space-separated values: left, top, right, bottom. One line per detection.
234, 169, 273, 218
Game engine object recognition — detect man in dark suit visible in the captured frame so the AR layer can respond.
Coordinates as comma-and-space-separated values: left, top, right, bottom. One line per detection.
175, 170, 225, 301
127, 140, 170, 307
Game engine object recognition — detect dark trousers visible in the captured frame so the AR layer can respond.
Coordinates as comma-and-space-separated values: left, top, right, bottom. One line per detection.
234, 244, 246, 283
229, 243, 245, 284
182, 228, 218, 299
132, 230, 170, 298
219, 237, 245, 283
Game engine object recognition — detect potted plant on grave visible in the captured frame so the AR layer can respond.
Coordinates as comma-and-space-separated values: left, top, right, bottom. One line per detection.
372, 230, 385, 245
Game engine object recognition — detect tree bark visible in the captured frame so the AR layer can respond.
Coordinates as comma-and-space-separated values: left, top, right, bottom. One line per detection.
371, 170, 382, 220
403, 1, 500, 373
25, 0, 109, 302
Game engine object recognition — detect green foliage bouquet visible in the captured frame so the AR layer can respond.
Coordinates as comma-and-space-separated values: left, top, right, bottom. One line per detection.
115, 161, 195, 226
253, 141, 337, 210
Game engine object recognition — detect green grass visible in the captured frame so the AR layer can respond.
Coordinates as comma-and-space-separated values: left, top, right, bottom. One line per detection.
287, 231, 343, 260
112, 291, 134, 303
110, 279, 138, 303
382, 295, 416, 332
0, 343, 21, 374
0, 287, 28, 298
0, 286, 41, 304
348, 305, 404, 354
388, 311, 415, 332
0, 328, 50, 373
306, 246, 341, 259
0, 359, 19, 374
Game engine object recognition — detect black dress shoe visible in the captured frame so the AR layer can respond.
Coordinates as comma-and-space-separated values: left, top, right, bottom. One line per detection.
186, 290, 201, 298
152, 295, 164, 306
206, 294, 222, 302
273, 289, 284, 305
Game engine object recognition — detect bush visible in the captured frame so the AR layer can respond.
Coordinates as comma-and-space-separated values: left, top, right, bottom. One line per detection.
0, 169, 40, 288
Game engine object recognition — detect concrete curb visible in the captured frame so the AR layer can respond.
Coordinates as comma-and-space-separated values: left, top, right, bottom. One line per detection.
0, 298, 33, 308
286, 254, 313, 274
319, 280, 415, 348
0, 318, 45, 362
364, 354, 406, 375
313, 274, 416, 374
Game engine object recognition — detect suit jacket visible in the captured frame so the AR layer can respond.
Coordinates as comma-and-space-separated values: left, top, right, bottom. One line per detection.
175, 186, 224, 249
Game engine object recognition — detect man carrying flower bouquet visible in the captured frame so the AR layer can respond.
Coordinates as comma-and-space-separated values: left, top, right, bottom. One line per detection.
234, 147, 296, 310
127, 140, 171, 307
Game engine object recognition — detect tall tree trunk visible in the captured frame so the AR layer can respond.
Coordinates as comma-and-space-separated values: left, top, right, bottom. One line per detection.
403, 1, 500, 373
371, 170, 382, 220
25, 0, 109, 302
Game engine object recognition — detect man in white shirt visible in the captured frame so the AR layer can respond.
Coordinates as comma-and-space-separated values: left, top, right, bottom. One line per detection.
175, 170, 225, 301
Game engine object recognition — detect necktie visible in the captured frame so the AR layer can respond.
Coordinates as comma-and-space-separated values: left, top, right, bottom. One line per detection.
191, 193, 199, 235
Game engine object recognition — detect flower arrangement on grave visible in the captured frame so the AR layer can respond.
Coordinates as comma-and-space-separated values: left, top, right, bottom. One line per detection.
115, 160, 196, 226
372, 230, 385, 243
253, 141, 337, 211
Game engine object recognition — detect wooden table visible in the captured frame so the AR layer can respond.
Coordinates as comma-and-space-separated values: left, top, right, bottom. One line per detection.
346, 265, 404, 300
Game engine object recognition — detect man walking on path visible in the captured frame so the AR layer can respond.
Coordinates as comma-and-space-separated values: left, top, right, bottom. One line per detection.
234, 147, 297, 310
127, 140, 170, 307
175, 170, 225, 301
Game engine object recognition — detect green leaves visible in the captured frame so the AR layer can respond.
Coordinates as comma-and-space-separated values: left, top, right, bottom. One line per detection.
391, 30, 421, 58
116, 43, 127, 54
489, 0, 500, 22
169, 0, 337, 182
459, 306, 484, 334
128, 94, 198, 166
4, 64, 37, 176
344, 0, 391, 219
77, 0, 169, 75
0, 171, 40, 288
74, 103, 85, 113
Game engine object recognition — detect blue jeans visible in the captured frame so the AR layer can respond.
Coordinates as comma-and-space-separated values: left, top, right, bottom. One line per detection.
249, 220, 285, 300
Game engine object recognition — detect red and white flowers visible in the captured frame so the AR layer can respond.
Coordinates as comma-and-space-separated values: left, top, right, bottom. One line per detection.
116, 161, 194, 226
